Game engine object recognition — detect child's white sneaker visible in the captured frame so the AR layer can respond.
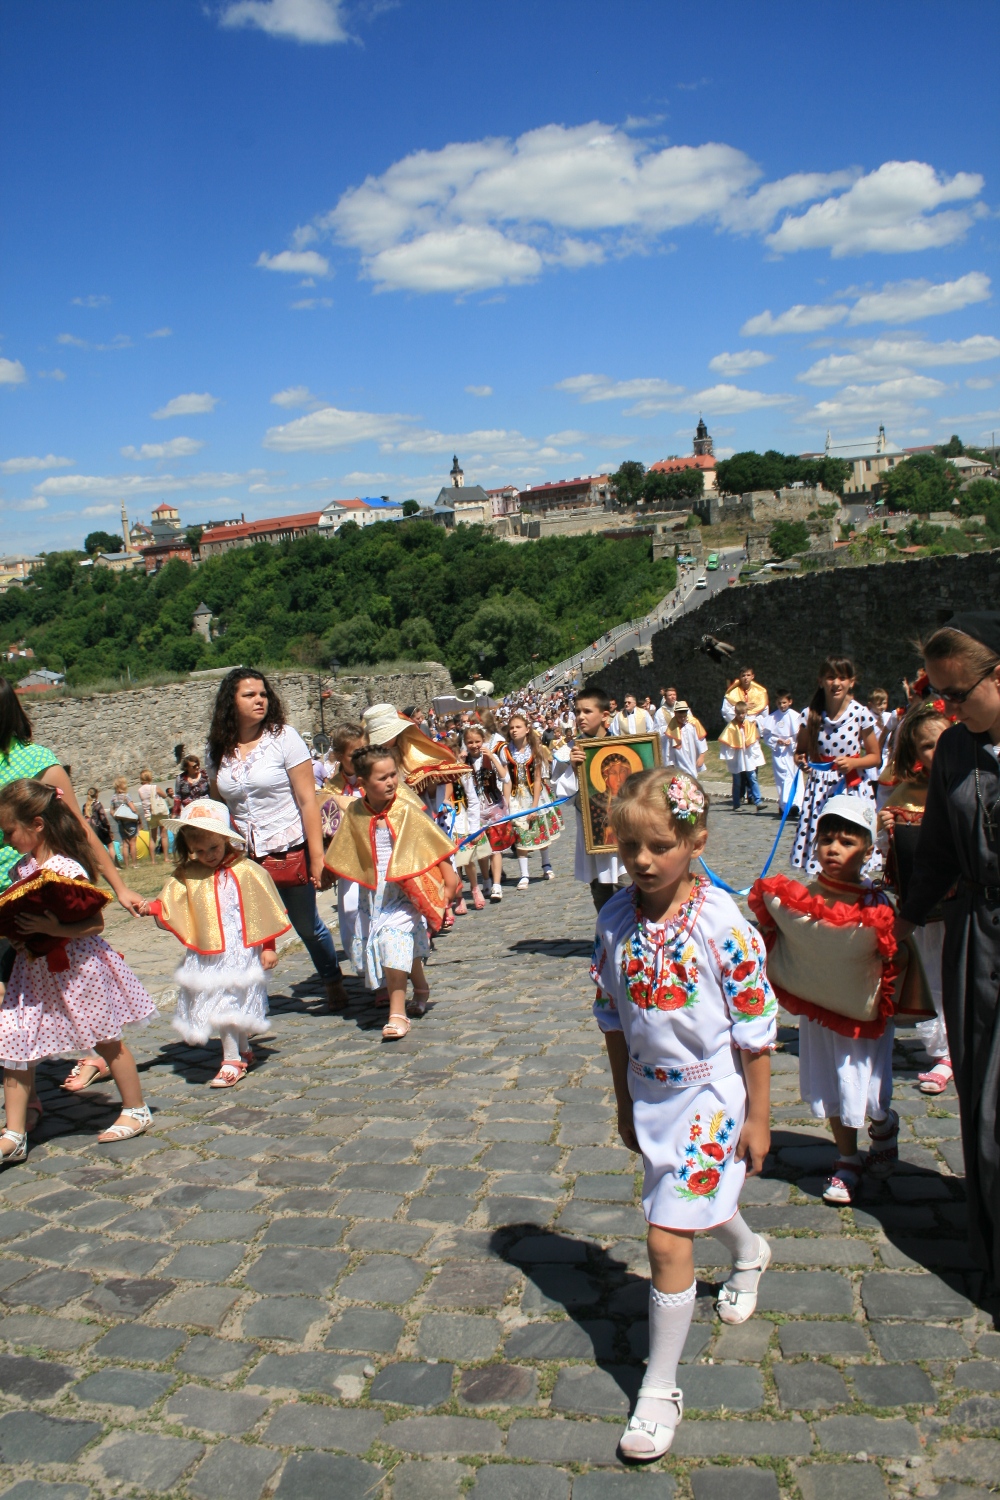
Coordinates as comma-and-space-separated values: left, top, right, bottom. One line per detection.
490, 884, 503, 902
516, 877, 530, 891
717, 1233, 772, 1324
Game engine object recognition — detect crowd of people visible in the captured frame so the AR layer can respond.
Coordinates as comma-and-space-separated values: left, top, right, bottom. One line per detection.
0, 610, 998, 1462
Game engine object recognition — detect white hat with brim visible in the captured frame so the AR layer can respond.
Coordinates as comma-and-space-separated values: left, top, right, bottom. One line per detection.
817, 793, 876, 843
362, 703, 414, 744
164, 798, 246, 848
674, 701, 690, 712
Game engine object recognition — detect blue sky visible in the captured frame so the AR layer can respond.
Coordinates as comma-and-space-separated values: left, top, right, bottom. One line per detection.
2, 0, 998, 554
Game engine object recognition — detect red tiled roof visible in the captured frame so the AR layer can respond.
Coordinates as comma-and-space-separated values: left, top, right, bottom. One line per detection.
522, 474, 609, 495
201, 511, 323, 544
648, 454, 716, 474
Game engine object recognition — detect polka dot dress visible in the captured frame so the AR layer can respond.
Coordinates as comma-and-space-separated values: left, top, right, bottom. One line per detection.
0, 855, 156, 1065
791, 700, 878, 876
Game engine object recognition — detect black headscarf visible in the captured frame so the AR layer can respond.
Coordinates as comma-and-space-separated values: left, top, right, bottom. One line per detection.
946, 611, 1000, 659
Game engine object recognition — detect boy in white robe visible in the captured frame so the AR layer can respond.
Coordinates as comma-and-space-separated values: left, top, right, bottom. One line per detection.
760, 691, 802, 815
663, 703, 707, 780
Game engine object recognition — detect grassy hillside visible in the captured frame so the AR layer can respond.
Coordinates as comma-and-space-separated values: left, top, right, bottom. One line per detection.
1, 520, 677, 694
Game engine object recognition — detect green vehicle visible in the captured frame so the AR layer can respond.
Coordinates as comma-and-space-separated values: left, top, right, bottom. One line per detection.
706, 553, 719, 570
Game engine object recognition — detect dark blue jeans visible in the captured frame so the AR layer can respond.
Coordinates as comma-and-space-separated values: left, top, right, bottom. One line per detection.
281, 882, 342, 983
732, 771, 763, 810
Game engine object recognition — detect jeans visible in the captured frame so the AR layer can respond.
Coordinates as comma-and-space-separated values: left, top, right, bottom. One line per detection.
732, 771, 763, 810
281, 882, 342, 983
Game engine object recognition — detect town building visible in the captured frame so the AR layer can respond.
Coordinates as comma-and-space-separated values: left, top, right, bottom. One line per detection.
0, 556, 43, 591
192, 602, 213, 642
149, 502, 183, 540
128, 521, 154, 549
947, 454, 992, 479
648, 419, 718, 495
198, 511, 323, 557
16, 668, 64, 692
90, 550, 144, 574
140, 538, 194, 574
801, 426, 904, 494
487, 485, 521, 521
432, 457, 491, 526
518, 474, 614, 515
318, 497, 404, 532
2, 642, 34, 663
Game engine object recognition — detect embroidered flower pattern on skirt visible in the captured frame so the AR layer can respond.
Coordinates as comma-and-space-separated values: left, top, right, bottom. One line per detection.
676, 1107, 736, 1200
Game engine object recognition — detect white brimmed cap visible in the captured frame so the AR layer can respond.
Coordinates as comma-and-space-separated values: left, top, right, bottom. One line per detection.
164, 798, 245, 848
817, 793, 876, 843
362, 703, 413, 744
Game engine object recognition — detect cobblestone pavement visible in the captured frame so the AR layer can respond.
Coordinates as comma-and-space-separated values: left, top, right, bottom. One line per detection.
0, 803, 996, 1500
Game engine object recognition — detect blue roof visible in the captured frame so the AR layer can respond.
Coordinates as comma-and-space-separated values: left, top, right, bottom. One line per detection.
360, 496, 402, 508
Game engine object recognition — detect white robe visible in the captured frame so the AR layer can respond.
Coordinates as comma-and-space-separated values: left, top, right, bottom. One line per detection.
760, 708, 802, 811
665, 722, 707, 780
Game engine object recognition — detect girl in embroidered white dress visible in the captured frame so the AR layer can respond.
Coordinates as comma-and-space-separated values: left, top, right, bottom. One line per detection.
792, 657, 881, 875
502, 713, 559, 890
591, 770, 775, 1461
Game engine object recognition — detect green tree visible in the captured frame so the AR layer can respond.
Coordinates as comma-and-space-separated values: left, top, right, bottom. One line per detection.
959, 477, 1000, 518
715, 450, 850, 497
880, 453, 958, 514
185, 526, 204, 552
769, 520, 810, 560
643, 468, 704, 506
611, 460, 646, 508
84, 530, 121, 555
401, 499, 421, 516
936, 433, 965, 457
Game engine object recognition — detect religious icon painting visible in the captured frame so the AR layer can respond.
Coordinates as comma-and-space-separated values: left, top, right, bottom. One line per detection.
578, 733, 662, 855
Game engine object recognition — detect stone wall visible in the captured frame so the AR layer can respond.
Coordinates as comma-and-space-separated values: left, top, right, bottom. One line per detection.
19, 663, 453, 790
590, 550, 1000, 736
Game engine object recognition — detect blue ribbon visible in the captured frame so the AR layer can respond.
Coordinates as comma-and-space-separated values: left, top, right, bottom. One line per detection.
698, 770, 803, 897
454, 792, 577, 850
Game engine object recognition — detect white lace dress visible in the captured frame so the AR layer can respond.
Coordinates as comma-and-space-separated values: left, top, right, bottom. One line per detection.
172, 869, 270, 1045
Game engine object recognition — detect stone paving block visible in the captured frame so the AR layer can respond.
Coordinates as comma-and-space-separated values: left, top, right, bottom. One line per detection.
479, 1146, 561, 1173
483, 1196, 554, 1227
679, 1366, 765, 1412
551, 1365, 633, 1416
470, 1466, 569, 1500
673, 1420, 812, 1456
248, 1352, 368, 1398
411, 1196, 475, 1225
338, 1164, 428, 1192
244, 1246, 347, 1295
458, 1364, 537, 1406
773, 1361, 849, 1410
74, 1367, 172, 1408
263, 1403, 385, 1451
0, 1314, 98, 1352
188, 1440, 283, 1500
274, 1453, 384, 1500
165, 1384, 270, 1434
425, 1262, 517, 1308
340, 1191, 405, 1219
690, 1468, 779, 1500
0, 1258, 33, 1292
778, 1322, 870, 1357
338, 1254, 427, 1303
768, 1238, 873, 1267
257, 1161, 338, 1186
933, 1439, 1000, 1484
392, 1459, 467, 1500
505, 1319, 615, 1361
162, 1244, 245, 1280
872, 1324, 970, 1360
796, 1464, 888, 1500
564, 1148, 635, 1173
176, 1336, 257, 1377
418, 1314, 502, 1360
955, 1360, 1000, 1390
755, 1272, 853, 1315
326, 1308, 405, 1353
426, 1170, 487, 1196
173, 1211, 266, 1241
493, 1172, 566, 1201
505, 1417, 621, 1465
887, 1175, 951, 1201
815, 1416, 921, 1455
574, 1477, 675, 1500
879, 1239, 978, 1270
977, 1332, 1000, 1357
92, 1324, 185, 1363
261, 1217, 349, 1247
372, 1362, 455, 1407
0, 1211, 47, 1241
950, 1396, 1000, 1431
510, 1234, 588, 1263
0, 1354, 76, 1400
387, 1416, 503, 1455
4, 1269, 94, 1309
557, 1202, 646, 1237
0, 1483, 90, 1500
0, 1411, 102, 1465
573, 1174, 635, 1202
84, 1275, 173, 1316
860, 1272, 973, 1320
851, 1363, 936, 1405
242, 1296, 328, 1340
522, 1268, 600, 1313
743, 1205, 841, 1233
739, 1177, 791, 1204
152, 1286, 240, 1330
713, 1322, 773, 1362
347, 1223, 432, 1255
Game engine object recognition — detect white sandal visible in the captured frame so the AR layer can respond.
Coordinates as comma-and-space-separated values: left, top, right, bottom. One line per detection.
97, 1105, 152, 1143
0, 1129, 28, 1167
619, 1386, 683, 1461
717, 1233, 772, 1324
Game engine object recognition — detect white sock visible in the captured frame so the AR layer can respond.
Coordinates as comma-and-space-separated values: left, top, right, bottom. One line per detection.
634, 1281, 695, 1424
712, 1212, 762, 1293
219, 1026, 241, 1062
518, 856, 530, 879
237, 1031, 250, 1055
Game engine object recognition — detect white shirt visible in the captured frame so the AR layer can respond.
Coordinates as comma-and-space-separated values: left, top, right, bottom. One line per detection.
760, 708, 801, 760
209, 725, 310, 855
666, 722, 707, 779
610, 708, 654, 736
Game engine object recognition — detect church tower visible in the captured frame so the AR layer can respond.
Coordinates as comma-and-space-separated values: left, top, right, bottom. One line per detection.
450, 455, 465, 488
693, 418, 713, 457
120, 501, 133, 554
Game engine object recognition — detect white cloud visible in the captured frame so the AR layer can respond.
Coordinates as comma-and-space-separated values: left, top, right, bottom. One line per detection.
767, 161, 984, 257
801, 375, 948, 425
72, 294, 110, 308
151, 392, 218, 419
264, 406, 411, 452
708, 349, 773, 376
846, 271, 991, 324
291, 297, 333, 309
147, 326, 173, 338
120, 437, 206, 460
554, 374, 685, 404
966, 377, 995, 390
741, 303, 849, 336
218, 0, 348, 43
34, 469, 262, 499
256, 249, 331, 277
271, 385, 318, 408
13, 497, 47, 512
0, 454, 74, 474
56, 332, 131, 351
554, 371, 789, 417
465, 385, 493, 397
0, 358, 28, 386
366, 225, 544, 294
82, 504, 119, 517
39, 368, 66, 381
798, 334, 1000, 386
57, 333, 88, 348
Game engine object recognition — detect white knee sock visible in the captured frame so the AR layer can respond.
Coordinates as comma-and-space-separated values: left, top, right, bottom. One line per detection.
634, 1281, 695, 1423
237, 1031, 250, 1055
518, 856, 530, 879
712, 1212, 762, 1292
219, 1026, 241, 1062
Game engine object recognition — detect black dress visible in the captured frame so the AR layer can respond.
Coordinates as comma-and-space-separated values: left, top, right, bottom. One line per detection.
901, 723, 1000, 1281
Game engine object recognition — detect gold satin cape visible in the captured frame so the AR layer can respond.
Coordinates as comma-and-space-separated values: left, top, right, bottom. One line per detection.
396, 724, 467, 791
725, 681, 768, 716
324, 794, 456, 890
155, 855, 291, 955
665, 712, 707, 743
718, 719, 761, 751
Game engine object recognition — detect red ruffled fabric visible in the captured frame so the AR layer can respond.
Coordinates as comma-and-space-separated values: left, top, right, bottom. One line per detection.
748, 873, 900, 1039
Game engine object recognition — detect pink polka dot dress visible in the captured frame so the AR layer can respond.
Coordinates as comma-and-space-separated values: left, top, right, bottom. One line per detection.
0, 855, 156, 1066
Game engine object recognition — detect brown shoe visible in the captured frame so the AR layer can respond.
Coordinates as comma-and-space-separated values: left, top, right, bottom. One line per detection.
324, 979, 350, 1012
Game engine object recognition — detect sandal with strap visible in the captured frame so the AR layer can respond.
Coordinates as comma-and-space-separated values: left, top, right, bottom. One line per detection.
0, 1129, 28, 1167
472, 886, 486, 910
382, 1016, 411, 1040
61, 1057, 111, 1092
406, 988, 430, 1019
918, 1059, 953, 1094
717, 1233, 772, 1324
97, 1104, 152, 1143
618, 1386, 684, 1462
866, 1109, 899, 1179
454, 898, 468, 916
823, 1157, 863, 1204
210, 1061, 248, 1089
240, 1048, 257, 1070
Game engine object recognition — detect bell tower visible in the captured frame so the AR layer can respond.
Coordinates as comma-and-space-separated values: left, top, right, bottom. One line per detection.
450, 455, 464, 488
693, 417, 713, 457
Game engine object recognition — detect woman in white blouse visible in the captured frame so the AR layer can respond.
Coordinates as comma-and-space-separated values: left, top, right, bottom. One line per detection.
206, 669, 348, 1011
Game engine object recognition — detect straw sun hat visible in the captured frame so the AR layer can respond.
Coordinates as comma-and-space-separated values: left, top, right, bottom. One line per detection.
362, 703, 414, 744
164, 798, 246, 848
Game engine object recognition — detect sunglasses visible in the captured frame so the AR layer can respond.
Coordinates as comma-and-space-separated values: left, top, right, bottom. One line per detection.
926, 667, 995, 705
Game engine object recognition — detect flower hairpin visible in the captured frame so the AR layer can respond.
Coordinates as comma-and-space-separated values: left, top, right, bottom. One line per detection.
664, 775, 705, 824
931, 698, 946, 714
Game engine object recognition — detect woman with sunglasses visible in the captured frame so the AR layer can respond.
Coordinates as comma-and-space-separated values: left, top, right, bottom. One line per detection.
897, 612, 1000, 1283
